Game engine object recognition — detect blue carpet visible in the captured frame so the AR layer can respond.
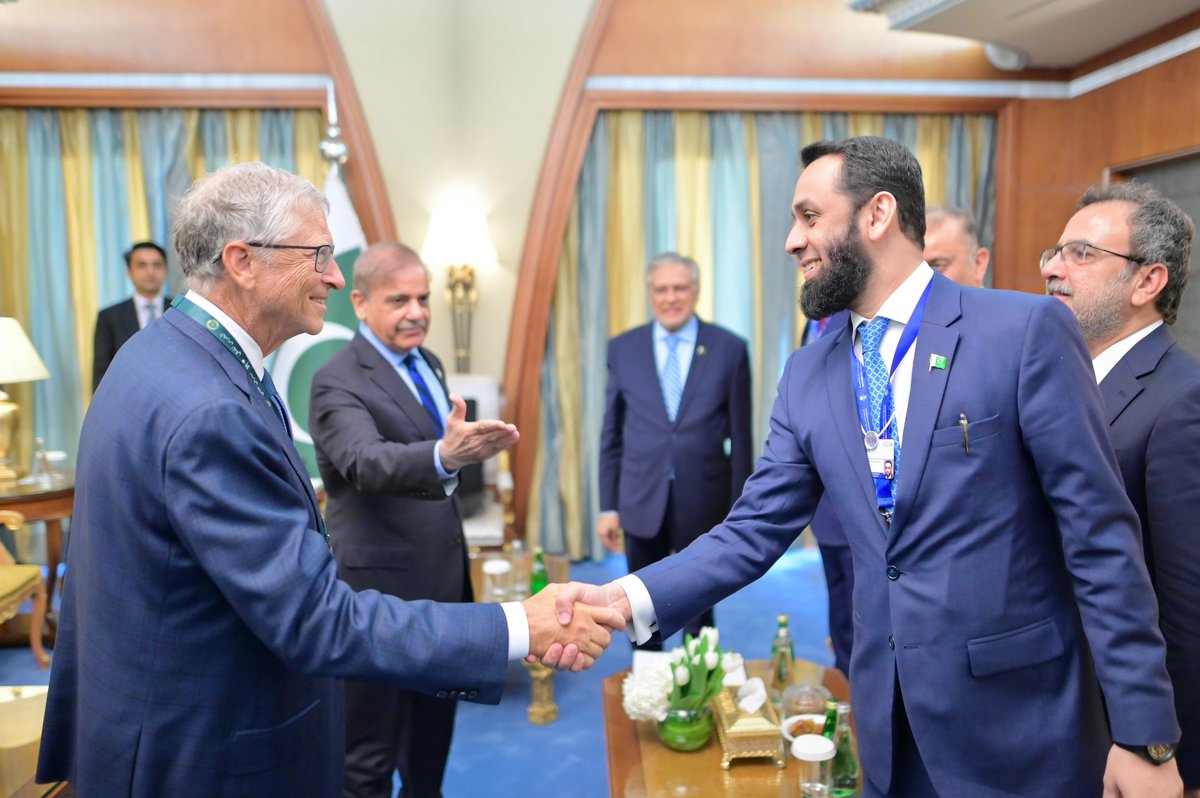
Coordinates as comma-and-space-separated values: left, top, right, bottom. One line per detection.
0, 549, 830, 796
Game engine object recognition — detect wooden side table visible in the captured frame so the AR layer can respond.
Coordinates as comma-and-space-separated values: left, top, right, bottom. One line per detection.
0, 473, 74, 642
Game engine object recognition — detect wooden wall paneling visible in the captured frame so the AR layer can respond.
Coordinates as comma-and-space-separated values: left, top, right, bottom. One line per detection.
989, 101, 1020, 291
0, 89, 327, 110
504, 0, 615, 537
585, 91, 1008, 115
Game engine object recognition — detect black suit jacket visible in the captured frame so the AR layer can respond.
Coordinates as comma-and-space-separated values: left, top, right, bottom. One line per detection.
309, 334, 470, 604
93, 296, 170, 391
1100, 324, 1200, 786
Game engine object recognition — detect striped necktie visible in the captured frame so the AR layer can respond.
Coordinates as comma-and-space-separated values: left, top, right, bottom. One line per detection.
661, 333, 683, 422
403, 353, 445, 436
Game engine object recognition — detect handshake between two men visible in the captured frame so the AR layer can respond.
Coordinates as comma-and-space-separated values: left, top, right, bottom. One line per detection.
522, 581, 632, 671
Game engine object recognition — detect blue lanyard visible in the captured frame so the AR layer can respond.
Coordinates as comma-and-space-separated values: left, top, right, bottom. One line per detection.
850, 278, 934, 439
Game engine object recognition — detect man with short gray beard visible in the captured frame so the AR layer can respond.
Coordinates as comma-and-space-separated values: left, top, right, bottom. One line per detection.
1042, 183, 1200, 793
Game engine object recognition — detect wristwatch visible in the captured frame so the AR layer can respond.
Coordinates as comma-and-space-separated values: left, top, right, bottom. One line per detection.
1115, 741, 1177, 765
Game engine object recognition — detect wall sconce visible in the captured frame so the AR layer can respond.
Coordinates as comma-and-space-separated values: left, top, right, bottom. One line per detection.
0, 317, 50, 487
420, 191, 499, 373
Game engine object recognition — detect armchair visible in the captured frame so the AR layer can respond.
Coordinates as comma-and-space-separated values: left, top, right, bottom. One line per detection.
0, 510, 49, 668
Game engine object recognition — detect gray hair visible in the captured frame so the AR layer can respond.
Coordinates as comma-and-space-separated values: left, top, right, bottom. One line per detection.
1079, 183, 1194, 325
926, 206, 982, 252
353, 241, 428, 295
646, 252, 700, 287
173, 162, 328, 292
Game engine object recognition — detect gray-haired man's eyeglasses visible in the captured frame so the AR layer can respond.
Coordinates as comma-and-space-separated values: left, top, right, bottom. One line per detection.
211, 242, 335, 273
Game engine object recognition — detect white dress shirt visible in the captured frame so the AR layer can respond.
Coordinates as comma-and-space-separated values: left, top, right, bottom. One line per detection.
616, 263, 935, 644
137, 293, 166, 330
186, 290, 530, 659
1091, 320, 1163, 383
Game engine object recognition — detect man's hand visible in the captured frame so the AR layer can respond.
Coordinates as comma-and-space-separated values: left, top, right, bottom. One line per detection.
439, 394, 519, 472
533, 581, 633, 670
523, 583, 625, 672
1103, 744, 1182, 798
596, 514, 623, 552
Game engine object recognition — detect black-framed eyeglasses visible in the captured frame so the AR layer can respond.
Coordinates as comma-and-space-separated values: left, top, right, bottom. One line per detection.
211, 242, 335, 273
1038, 241, 1145, 271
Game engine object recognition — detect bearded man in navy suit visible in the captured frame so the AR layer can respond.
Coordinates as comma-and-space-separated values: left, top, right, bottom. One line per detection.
556, 137, 1182, 798
1044, 181, 1199, 794
596, 252, 752, 649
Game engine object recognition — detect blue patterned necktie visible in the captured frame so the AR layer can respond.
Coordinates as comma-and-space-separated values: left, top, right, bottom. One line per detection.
260, 369, 293, 439
661, 333, 683, 422
859, 317, 900, 499
403, 353, 445, 437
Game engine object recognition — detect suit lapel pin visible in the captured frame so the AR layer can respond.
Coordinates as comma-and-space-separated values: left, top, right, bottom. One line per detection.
929, 354, 948, 372
697, 345, 706, 357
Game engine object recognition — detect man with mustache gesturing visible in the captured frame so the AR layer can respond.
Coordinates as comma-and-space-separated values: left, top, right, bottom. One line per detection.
309, 242, 520, 798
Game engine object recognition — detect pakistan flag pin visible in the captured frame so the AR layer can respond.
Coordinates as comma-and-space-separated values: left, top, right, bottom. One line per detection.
929, 353, 948, 371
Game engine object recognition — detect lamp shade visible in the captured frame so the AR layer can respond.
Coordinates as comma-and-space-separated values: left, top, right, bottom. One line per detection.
420, 192, 499, 268
0, 317, 50, 384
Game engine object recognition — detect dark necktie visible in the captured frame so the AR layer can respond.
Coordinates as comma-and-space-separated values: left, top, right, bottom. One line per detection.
260, 369, 293, 439
403, 353, 445, 436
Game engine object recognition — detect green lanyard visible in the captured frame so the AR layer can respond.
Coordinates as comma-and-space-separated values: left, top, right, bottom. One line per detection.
171, 295, 329, 544
172, 295, 270, 403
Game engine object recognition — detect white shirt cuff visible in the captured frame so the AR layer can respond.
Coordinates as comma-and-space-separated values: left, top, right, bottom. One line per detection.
433, 441, 460, 495
500, 601, 530, 660
614, 574, 658, 645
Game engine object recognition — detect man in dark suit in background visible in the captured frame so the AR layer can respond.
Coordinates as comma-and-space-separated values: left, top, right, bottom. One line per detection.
309, 242, 519, 798
923, 206, 989, 288
38, 162, 620, 798
92, 240, 171, 390
596, 252, 752, 650
559, 137, 1181, 797
1044, 181, 1199, 794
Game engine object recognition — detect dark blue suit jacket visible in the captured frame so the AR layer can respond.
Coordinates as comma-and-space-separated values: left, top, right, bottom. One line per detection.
38, 307, 507, 797
635, 275, 1178, 797
1100, 324, 1200, 786
599, 319, 752, 539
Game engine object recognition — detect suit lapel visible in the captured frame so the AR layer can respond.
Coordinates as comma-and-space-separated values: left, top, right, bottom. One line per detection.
890, 276, 961, 531
1099, 325, 1171, 425
354, 334, 440, 438
119, 298, 140, 340
825, 322, 886, 533
674, 321, 712, 423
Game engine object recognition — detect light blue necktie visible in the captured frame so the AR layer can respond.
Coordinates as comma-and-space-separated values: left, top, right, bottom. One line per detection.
859, 317, 900, 499
661, 333, 683, 422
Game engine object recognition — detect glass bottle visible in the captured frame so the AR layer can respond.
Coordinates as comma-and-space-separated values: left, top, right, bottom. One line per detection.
529, 547, 549, 595
831, 701, 860, 796
791, 733, 835, 797
31, 436, 52, 487
822, 699, 839, 740
768, 614, 795, 705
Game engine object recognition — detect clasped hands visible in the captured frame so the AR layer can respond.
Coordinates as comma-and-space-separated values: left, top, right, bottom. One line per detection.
522, 582, 632, 672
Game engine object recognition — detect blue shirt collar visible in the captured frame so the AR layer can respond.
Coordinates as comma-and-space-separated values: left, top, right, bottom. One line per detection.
359, 322, 425, 368
653, 315, 699, 344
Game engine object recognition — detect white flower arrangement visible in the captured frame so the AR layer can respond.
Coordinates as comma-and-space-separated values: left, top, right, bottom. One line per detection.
621, 626, 729, 722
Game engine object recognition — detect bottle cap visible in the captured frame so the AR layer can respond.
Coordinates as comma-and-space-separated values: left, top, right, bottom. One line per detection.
482, 559, 513, 575
777, 614, 788, 624
791, 734, 836, 762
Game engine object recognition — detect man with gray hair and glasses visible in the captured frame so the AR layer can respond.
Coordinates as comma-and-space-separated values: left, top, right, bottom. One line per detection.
37, 161, 623, 797
1042, 181, 1199, 793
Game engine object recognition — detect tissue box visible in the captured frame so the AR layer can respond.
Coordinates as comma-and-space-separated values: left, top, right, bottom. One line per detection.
711, 684, 785, 769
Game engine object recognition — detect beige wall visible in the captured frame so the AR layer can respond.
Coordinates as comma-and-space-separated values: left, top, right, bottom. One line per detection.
324, 0, 593, 383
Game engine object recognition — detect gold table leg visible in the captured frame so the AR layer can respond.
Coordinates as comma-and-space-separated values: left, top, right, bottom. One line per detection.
522, 659, 559, 725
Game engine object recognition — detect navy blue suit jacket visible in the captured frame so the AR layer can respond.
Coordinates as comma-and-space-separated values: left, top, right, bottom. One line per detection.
599, 319, 752, 539
92, 295, 171, 391
38, 307, 507, 797
1100, 324, 1200, 786
635, 275, 1177, 797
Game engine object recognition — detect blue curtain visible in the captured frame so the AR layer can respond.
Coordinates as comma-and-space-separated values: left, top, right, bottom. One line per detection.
90, 110, 134, 308
709, 112, 755, 348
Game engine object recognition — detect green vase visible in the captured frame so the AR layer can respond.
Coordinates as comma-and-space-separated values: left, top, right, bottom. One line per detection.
657, 706, 714, 752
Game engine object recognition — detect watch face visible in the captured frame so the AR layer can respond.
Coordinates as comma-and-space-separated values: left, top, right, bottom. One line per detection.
1147, 743, 1177, 763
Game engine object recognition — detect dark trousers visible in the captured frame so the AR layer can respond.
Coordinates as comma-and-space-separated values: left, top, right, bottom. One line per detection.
342, 678, 456, 798
818, 541, 855, 675
862, 679, 940, 798
624, 482, 714, 651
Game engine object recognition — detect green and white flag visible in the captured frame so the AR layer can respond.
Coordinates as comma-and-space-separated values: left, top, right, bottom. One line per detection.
269, 164, 366, 477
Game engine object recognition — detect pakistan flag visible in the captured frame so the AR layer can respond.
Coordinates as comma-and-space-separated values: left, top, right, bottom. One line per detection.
268, 165, 366, 477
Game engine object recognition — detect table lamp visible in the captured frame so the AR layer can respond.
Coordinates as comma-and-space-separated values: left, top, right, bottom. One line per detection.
420, 191, 499, 373
0, 317, 50, 486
